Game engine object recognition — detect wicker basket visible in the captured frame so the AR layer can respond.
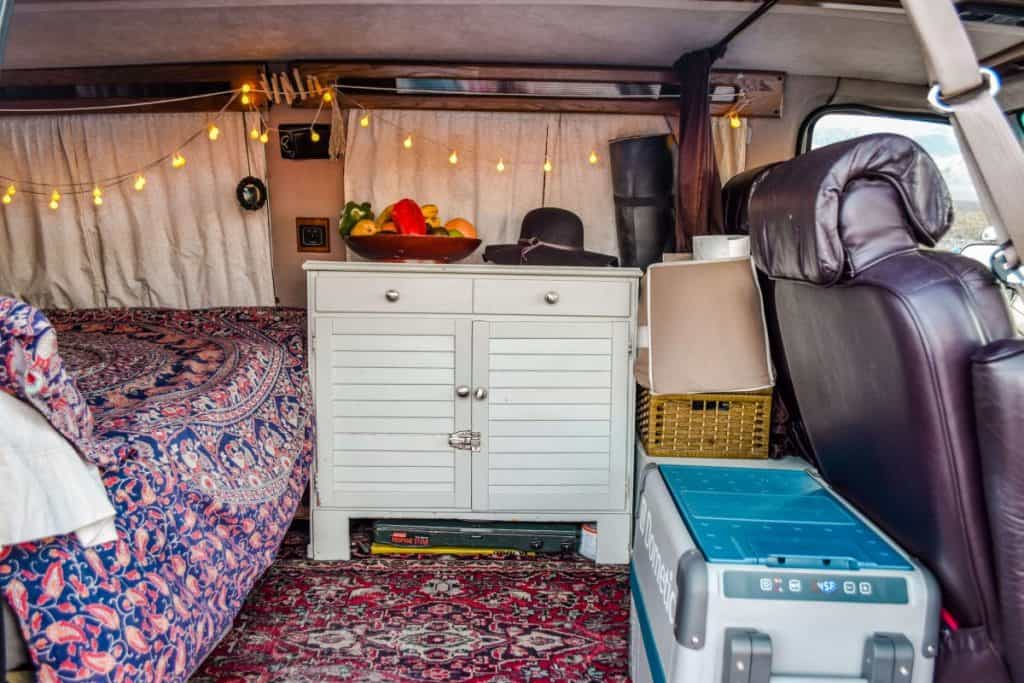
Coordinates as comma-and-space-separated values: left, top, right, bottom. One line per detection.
637, 386, 772, 458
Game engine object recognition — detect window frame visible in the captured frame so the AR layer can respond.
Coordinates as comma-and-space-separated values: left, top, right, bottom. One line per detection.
796, 104, 951, 157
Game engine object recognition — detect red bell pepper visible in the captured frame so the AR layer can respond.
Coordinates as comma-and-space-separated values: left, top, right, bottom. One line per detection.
391, 198, 427, 235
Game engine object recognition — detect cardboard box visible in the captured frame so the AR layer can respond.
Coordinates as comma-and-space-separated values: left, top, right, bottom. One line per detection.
635, 257, 774, 394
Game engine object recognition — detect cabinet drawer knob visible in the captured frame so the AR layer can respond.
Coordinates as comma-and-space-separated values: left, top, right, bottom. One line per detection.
474, 387, 488, 401
544, 291, 559, 304
456, 385, 471, 398
384, 289, 400, 302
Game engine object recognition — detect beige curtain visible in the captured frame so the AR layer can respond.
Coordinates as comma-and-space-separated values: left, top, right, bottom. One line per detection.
344, 110, 671, 262
0, 113, 273, 309
711, 115, 749, 183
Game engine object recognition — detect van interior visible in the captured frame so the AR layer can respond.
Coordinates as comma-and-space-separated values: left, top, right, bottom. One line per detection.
2, 1, 1023, 682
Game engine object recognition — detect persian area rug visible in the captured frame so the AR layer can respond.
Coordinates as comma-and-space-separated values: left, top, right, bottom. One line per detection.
190, 524, 630, 682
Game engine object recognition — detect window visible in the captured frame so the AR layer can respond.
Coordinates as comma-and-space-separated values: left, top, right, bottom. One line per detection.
806, 110, 995, 252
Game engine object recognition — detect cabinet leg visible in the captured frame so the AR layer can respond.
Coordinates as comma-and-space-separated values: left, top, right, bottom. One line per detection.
596, 515, 631, 565
311, 510, 351, 561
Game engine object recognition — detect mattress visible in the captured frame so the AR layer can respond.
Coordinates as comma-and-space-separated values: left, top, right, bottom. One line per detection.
1, 307, 314, 681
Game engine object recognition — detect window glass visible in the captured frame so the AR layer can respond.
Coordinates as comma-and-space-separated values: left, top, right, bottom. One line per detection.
809, 112, 995, 251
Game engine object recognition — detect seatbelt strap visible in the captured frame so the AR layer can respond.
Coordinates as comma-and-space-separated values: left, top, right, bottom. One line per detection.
901, 0, 1023, 271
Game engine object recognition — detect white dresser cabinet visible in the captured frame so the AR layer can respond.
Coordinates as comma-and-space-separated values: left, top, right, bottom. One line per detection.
304, 262, 641, 563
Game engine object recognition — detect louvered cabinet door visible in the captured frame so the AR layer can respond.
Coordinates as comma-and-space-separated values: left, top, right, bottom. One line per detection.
472, 320, 629, 512
314, 317, 472, 509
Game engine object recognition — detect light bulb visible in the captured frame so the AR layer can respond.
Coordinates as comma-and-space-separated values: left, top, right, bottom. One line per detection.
322, 91, 333, 103
208, 124, 220, 141
2, 194, 11, 205
240, 94, 251, 106
729, 112, 741, 129
496, 158, 505, 173
259, 132, 269, 144
50, 189, 61, 202
93, 195, 103, 206
449, 151, 458, 165
133, 174, 146, 191
543, 159, 552, 173
310, 130, 321, 143
49, 199, 59, 210
5, 184, 15, 197
250, 127, 260, 140
172, 153, 186, 169
589, 150, 599, 165
92, 187, 102, 199
359, 113, 370, 128
403, 135, 413, 149
241, 83, 252, 94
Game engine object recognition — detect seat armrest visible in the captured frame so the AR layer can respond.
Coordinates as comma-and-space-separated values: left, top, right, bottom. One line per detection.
973, 338, 1024, 681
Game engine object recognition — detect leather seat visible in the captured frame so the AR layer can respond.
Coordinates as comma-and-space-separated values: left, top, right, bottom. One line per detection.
722, 133, 1021, 682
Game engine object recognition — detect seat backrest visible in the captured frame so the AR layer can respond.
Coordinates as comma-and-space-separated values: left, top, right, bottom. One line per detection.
724, 134, 1016, 681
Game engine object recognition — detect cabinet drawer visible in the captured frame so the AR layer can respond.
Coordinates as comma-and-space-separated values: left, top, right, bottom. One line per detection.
316, 274, 472, 314
474, 278, 631, 317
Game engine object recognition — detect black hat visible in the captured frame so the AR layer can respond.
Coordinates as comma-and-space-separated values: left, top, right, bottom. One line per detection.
483, 208, 619, 267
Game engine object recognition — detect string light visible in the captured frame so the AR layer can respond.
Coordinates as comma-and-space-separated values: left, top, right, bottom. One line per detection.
259, 131, 269, 144
241, 83, 252, 94
250, 127, 260, 140
5, 184, 15, 197
310, 130, 321, 143
496, 158, 505, 173
49, 189, 60, 210
729, 112, 741, 129
359, 112, 370, 128
322, 91, 333, 103
133, 174, 146, 191
449, 150, 458, 165
589, 150, 599, 165
92, 187, 103, 206
240, 94, 251, 106
240, 83, 252, 106
171, 153, 186, 169
543, 158, 552, 173
403, 135, 413, 149
1, 194, 10, 205
208, 124, 220, 141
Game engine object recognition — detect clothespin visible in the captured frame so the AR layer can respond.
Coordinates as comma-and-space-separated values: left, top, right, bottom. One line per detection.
293, 68, 307, 100
259, 72, 274, 104
279, 72, 296, 105
269, 73, 282, 104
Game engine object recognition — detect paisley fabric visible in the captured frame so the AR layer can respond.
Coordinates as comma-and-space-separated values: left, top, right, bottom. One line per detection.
0, 297, 100, 465
0, 307, 314, 682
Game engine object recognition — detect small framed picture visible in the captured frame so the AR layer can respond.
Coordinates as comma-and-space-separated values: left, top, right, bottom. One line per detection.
296, 217, 330, 253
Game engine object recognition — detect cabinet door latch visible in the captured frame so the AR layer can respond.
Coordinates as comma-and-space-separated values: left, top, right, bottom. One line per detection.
449, 430, 481, 452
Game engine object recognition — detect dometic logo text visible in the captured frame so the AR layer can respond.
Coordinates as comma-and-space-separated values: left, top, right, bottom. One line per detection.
638, 494, 677, 623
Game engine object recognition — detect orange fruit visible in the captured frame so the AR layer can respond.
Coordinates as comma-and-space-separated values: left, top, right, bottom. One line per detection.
378, 221, 398, 233
445, 218, 476, 239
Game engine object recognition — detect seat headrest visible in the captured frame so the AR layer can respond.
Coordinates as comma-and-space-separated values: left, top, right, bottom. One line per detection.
723, 134, 954, 285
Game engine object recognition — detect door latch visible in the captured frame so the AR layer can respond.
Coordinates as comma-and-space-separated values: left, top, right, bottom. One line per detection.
448, 430, 481, 452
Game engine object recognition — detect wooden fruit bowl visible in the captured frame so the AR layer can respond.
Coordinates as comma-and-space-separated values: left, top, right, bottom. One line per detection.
345, 234, 482, 263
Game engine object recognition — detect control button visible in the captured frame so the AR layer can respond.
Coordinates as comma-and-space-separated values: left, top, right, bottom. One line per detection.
759, 578, 773, 593
843, 581, 857, 595
788, 579, 802, 593
859, 581, 873, 596
816, 580, 838, 594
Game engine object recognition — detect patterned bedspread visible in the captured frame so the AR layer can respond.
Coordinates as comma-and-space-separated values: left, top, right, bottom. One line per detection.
0, 308, 314, 682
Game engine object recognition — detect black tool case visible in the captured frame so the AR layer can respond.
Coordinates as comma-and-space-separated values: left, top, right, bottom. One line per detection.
372, 520, 580, 553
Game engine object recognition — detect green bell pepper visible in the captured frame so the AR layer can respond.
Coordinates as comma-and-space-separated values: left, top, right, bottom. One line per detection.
339, 201, 373, 236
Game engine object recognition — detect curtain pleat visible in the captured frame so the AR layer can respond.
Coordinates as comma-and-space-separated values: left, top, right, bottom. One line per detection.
0, 113, 273, 309
711, 116, 748, 183
674, 49, 725, 253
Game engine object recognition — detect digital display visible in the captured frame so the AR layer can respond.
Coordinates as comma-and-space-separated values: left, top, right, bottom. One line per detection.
723, 571, 909, 604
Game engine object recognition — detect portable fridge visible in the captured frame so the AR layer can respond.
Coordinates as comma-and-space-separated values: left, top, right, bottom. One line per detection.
630, 462, 940, 683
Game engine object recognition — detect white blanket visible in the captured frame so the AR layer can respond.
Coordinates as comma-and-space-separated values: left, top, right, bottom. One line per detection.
0, 392, 116, 547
